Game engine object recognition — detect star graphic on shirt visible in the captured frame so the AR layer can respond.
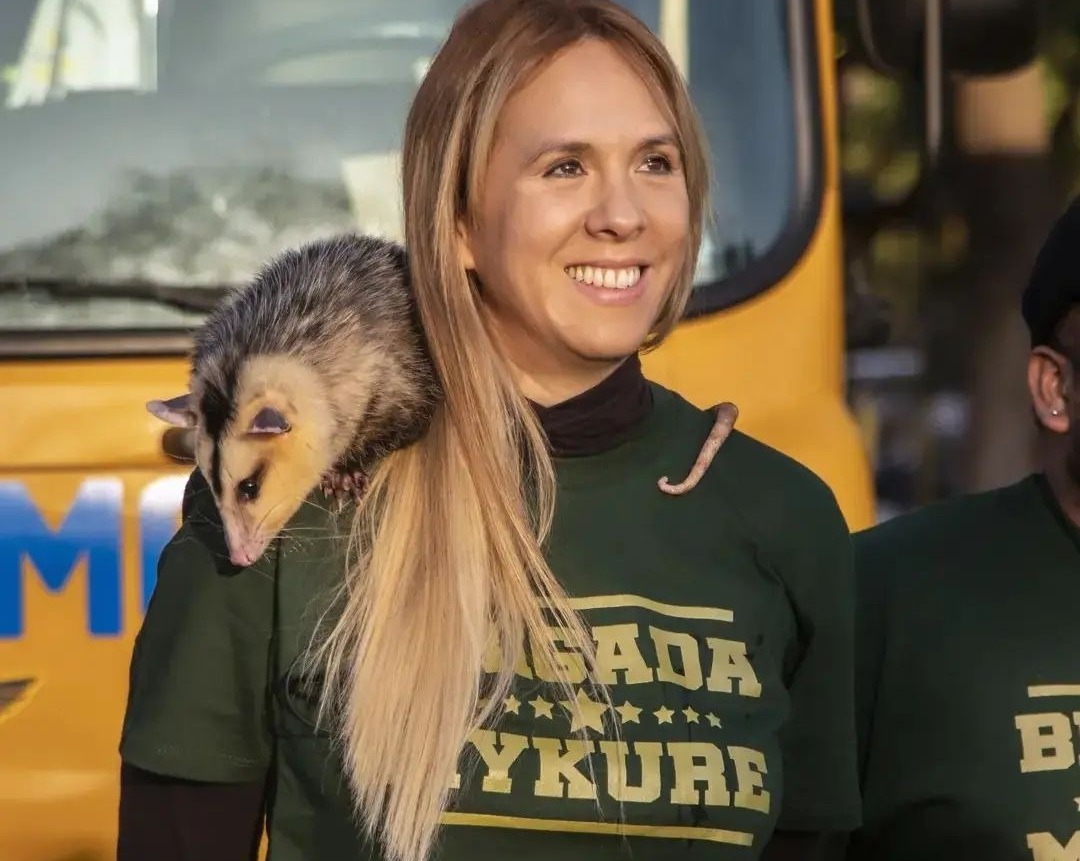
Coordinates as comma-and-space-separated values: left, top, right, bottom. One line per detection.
706, 712, 722, 728
615, 701, 642, 724
529, 696, 554, 719
561, 687, 607, 734
683, 706, 700, 724
503, 695, 521, 715
653, 705, 674, 725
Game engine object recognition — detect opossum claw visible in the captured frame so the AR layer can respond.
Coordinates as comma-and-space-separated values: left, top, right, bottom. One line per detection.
320, 467, 368, 505
657, 401, 739, 495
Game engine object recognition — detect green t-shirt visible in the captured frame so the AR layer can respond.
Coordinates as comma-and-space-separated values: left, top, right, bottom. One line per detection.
845, 473, 1080, 861
120, 382, 860, 859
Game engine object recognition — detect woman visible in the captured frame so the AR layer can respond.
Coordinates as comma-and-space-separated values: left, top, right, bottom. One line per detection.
117, 1, 860, 859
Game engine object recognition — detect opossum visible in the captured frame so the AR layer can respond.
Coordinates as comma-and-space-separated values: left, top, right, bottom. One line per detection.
147, 233, 440, 567
657, 401, 739, 494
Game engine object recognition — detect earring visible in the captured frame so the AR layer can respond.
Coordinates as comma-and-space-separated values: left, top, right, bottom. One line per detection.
1051, 408, 1063, 416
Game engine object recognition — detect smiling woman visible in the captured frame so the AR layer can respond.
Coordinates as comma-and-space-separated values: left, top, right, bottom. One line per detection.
0, 3, 874, 861
116, 2, 859, 861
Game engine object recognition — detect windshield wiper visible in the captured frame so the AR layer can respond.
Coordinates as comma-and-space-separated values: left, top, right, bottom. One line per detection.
0, 276, 232, 313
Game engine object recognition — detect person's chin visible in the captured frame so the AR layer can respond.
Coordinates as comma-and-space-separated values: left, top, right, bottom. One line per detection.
567, 328, 651, 364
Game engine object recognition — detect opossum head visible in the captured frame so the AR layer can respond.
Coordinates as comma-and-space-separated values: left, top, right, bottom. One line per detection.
147, 355, 335, 567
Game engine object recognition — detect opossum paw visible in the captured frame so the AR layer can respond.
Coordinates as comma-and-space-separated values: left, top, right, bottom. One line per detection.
320, 468, 368, 505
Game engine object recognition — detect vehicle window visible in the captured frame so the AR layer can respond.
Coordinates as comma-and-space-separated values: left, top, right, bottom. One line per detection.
0, 0, 801, 333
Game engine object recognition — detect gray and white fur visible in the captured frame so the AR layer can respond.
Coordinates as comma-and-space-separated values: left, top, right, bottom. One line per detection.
147, 233, 441, 566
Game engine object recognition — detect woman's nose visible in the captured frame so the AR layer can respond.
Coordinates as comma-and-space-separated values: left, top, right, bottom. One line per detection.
584, 176, 646, 239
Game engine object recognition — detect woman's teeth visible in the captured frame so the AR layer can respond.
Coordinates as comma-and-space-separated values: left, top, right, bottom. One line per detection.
565, 265, 643, 290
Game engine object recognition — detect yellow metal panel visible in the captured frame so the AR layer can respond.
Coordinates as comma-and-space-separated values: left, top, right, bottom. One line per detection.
2, 357, 190, 470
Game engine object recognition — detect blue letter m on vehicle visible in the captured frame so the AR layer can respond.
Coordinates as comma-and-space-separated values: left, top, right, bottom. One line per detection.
0, 479, 122, 638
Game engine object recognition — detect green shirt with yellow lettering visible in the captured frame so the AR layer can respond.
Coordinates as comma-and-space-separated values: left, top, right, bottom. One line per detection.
846, 473, 1080, 861
120, 382, 860, 859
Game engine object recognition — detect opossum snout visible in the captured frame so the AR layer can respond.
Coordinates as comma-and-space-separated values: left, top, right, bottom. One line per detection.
225, 529, 269, 568
229, 545, 259, 567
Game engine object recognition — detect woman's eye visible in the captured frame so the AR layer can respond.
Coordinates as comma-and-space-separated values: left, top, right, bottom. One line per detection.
641, 154, 674, 173
545, 159, 584, 178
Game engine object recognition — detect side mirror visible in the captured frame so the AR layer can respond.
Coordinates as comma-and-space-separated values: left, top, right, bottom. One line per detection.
856, 0, 1042, 78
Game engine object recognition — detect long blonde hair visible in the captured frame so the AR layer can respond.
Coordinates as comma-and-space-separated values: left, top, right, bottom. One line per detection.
307, 2, 709, 859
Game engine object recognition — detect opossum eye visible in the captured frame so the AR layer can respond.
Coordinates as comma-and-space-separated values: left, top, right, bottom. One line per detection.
236, 463, 267, 503
237, 478, 259, 502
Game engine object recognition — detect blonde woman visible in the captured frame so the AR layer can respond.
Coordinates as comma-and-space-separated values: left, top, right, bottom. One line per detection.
117, 1, 859, 859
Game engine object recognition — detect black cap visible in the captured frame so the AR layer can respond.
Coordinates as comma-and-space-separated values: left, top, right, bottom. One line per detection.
1022, 196, 1080, 346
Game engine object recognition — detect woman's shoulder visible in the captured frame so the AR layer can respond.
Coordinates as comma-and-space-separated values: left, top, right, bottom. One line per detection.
650, 384, 851, 594
652, 383, 841, 508
853, 474, 1041, 578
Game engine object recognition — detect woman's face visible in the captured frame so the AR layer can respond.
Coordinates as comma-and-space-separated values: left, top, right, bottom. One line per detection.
459, 37, 691, 403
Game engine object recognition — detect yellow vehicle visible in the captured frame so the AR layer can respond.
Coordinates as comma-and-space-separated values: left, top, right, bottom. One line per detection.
0, 1, 1035, 859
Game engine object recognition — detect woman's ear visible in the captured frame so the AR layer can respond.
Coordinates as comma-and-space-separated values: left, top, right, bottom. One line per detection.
456, 218, 477, 271
1028, 345, 1072, 434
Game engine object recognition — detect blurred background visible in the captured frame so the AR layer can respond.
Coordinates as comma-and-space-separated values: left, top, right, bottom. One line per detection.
0, 1, 1076, 858
835, 1, 1080, 520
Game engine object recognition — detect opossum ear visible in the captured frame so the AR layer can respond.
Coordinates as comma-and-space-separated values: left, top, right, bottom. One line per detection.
147, 394, 196, 428
248, 406, 290, 435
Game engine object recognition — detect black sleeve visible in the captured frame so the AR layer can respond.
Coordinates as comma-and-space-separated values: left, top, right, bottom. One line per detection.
117, 764, 266, 861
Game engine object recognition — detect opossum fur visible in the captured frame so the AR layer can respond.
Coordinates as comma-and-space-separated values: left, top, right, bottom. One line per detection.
147, 233, 441, 567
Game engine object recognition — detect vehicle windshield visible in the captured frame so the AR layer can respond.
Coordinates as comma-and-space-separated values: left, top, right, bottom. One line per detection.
0, 0, 798, 333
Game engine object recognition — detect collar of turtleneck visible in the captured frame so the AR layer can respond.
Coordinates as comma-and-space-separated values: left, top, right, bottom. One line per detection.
527, 353, 654, 458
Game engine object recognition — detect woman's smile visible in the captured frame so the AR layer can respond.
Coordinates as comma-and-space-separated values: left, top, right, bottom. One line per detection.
564, 262, 650, 305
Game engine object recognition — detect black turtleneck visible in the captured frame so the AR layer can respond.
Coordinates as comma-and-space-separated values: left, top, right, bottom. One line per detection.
528, 353, 653, 458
